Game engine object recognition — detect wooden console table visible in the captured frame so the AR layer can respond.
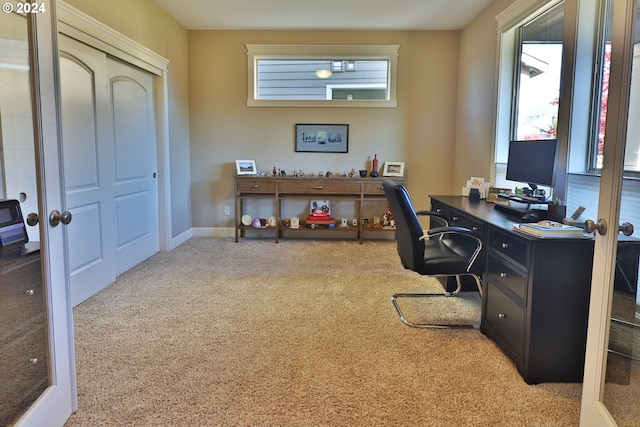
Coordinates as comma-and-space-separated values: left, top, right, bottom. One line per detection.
234, 175, 404, 243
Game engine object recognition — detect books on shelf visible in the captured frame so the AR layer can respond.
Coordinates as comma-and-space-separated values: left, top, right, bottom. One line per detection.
305, 216, 335, 225
513, 220, 590, 238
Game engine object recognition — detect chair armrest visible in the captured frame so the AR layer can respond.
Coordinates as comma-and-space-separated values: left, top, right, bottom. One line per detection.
415, 210, 449, 226
420, 226, 483, 272
426, 226, 474, 237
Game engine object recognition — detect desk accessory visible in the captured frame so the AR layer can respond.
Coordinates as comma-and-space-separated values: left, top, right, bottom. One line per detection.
513, 220, 590, 238
462, 176, 490, 199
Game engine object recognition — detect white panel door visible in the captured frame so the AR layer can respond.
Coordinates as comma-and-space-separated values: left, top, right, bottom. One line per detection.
59, 35, 116, 307
59, 37, 159, 306
107, 59, 159, 275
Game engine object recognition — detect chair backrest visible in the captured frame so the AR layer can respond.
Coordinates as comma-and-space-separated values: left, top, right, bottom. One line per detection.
382, 180, 425, 272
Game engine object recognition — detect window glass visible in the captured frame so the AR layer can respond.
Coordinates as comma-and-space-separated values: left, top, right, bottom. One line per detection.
246, 44, 399, 108
594, 4, 640, 173
513, 3, 564, 141
256, 59, 389, 101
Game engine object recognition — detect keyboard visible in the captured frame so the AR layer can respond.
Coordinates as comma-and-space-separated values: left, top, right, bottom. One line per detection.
499, 193, 545, 203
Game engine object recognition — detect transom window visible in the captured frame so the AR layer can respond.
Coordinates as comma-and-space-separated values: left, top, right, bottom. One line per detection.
246, 44, 399, 108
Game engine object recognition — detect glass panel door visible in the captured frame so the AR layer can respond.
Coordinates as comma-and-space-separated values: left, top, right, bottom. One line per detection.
601, 0, 640, 423
581, 0, 640, 425
0, 3, 47, 424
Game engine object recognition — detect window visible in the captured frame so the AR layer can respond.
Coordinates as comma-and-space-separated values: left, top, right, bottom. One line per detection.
512, 3, 564, 141
246, 44, 399, 107
493, 0, 565, 193
591, 2, 640, 174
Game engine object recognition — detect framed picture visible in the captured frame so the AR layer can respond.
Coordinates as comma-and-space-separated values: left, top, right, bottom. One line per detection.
236, 160, 257, 175
382, 161, 405, 177
295, 124, 348, 153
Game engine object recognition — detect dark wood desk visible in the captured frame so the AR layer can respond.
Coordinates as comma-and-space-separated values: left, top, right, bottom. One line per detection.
430, 196, 595, 384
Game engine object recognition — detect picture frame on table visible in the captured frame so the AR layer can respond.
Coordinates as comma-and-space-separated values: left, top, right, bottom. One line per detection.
382, 161, 405, 177
236, 160, 257, 175
295, 124, 349, 153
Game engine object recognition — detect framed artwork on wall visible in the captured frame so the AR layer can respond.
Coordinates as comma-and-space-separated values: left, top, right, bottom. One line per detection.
382, 161, 405, 177
295, 124, 349, 153
236, 160, 257, 175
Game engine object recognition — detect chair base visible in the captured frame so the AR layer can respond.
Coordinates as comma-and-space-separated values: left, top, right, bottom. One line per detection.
391, 274, 482, 329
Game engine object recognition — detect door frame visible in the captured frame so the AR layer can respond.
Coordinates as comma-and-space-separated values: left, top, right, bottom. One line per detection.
580, 0, 637, 424
56, 0, 175, 252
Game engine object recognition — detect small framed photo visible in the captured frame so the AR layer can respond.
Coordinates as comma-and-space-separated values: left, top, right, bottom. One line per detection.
382, 161, 405, 177
236, 160, 257, 175
295, 124, 348, 153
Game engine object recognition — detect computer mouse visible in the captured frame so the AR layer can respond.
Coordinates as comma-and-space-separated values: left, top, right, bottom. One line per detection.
521, 212, 539, 222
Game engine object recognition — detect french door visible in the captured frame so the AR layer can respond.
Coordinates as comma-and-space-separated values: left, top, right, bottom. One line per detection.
580, 0, 640, 424
1, 1, 76, 425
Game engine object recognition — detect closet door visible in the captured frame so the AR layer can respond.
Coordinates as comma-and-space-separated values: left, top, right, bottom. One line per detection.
59, 35, 116, 306
59, 37, 159, 306
107, 59, 159, 275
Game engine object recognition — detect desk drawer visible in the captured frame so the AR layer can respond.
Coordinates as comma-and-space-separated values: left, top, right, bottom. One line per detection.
484, 280, 525, 361
430, 200, 450, 219
450, 210, 484, 236
278, 181, 361, 194
489, 229, 528, 267
363, 182, 385, 195
237, 180, 276, 193
487, 255, 527, 302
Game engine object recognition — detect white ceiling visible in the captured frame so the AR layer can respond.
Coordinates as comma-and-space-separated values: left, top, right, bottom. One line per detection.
152, 0, 494, 31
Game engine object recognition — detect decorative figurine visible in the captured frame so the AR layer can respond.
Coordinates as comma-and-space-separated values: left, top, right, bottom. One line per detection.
383, 204, 395, 228
273, 166, 277, 176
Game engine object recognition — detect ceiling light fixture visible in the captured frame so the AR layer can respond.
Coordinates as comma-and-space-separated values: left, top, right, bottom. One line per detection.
315, 69, 332, 79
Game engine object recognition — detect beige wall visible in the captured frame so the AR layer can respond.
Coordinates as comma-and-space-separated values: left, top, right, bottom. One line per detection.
59, 0, 514, 234
454, 0, 514, 190
188, 30, 460, 229
62, 0, 193, 239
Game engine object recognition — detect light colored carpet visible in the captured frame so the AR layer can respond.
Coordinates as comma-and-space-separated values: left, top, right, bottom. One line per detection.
65, 238, 583, 426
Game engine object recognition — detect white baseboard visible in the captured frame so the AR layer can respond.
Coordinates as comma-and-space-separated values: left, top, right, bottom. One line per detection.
192, 227, 235, 238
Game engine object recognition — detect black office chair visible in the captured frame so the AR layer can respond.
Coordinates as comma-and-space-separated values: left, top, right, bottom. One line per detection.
383, 180, 483, 329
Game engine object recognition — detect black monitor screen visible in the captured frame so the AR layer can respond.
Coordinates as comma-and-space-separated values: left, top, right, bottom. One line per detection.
506, 139, 559, 188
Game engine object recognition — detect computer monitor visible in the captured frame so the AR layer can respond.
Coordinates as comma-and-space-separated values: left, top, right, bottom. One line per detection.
505, 139, 559, 196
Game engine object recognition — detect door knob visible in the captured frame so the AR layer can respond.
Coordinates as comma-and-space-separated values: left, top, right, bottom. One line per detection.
49, 210, 72, 227
584, 218, 607, 235
26, 212, 39, 226
619, 222, 634, 236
